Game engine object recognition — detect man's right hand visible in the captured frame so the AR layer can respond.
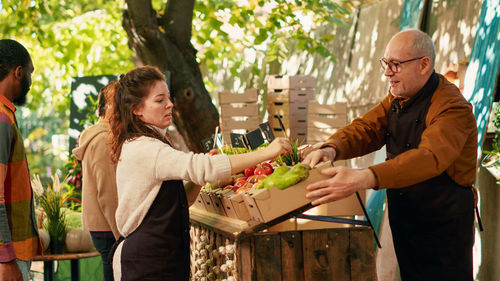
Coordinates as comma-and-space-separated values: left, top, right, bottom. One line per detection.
0, 260, 23, 281
302, 147, 336, 168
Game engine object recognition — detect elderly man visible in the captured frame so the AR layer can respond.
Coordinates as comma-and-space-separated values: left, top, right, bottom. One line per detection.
0, 39, 41, 281
304, 29, 477, 281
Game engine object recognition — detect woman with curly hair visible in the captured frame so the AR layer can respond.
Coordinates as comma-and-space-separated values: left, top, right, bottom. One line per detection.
108, 65, 291, 280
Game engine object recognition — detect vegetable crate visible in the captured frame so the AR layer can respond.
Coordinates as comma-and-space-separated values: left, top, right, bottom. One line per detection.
189, 214, 376, 281
219, 89, 260, 143
307, 101, 348, 144
267, 75, 316, 143
192, 162, 365, 226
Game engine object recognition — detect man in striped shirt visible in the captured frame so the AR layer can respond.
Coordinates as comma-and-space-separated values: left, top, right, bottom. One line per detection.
0, 39, 41, 281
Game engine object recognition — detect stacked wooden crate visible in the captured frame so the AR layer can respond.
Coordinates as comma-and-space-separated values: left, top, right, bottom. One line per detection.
267, 75, 315, 143
307, 101, 347, 144
219, 89, 260, 144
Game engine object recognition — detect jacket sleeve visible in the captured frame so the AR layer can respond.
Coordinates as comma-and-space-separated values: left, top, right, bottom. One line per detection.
323, 94, 392, 160
89, 138, 120, 239
369, 94, 477, 189
0, 113, 16, 262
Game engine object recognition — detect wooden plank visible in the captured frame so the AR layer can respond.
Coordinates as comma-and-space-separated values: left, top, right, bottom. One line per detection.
268, 102, 309, 117
219, 88, 258, 104
269, 115, 307, 130
302, 229, 350, 281
307, 114, 347, 129
188, 207, 253, 240
281, 231, 304, 281
268, 89, 315, 103
220, 116, 260, 130
237, 237, 253, 281
308, 101, 347, 115
349, 228, 376, 281
268, 75, 316, 89
254, 233, 282, 281
220, 103, 259, 118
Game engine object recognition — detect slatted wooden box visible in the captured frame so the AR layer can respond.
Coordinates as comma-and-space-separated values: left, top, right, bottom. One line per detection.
307, 101, 348, 144
189, 209, 376, 281
219, 89, 260, 143
267, 75, 316, 90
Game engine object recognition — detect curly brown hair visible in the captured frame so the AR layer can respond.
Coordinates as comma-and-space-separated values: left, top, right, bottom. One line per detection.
108, 66, 169, 162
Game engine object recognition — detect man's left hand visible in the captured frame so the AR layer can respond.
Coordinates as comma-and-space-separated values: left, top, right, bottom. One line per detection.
305, 167, 377, 205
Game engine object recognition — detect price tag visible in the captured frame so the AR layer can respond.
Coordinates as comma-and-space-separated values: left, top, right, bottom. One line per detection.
201, 135, 215, 152
230, 133, 246, 148
259, 122, 275, 142
243, 128, 265, 150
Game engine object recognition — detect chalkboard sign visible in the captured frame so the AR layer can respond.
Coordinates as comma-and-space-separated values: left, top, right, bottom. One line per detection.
259, 122, 275, 142
243, 128, 265, 150
201, 135, 215, 152
230, 133, 246, 148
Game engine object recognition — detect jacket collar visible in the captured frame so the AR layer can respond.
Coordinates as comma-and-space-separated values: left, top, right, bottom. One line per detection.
0, 93, 16, 113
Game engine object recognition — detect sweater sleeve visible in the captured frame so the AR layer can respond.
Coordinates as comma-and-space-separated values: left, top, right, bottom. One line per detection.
154, 143, 232, 186
0, 113, 16, 261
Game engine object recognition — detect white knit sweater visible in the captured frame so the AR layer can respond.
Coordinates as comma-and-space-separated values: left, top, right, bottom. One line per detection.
115, 136, 231, 237
113, 135, 231, 279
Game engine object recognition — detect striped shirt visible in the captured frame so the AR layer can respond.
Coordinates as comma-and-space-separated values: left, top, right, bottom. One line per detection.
0, 93, 40, 261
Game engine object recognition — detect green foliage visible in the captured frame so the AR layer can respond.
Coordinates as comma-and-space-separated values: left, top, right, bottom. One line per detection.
193, 0, 357, 84
0, 0, 133, 175
1, 0, 361, 174
32, 174, 68, 242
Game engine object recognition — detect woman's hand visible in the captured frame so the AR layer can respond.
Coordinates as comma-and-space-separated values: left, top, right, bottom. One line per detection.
265, 137, 292, 158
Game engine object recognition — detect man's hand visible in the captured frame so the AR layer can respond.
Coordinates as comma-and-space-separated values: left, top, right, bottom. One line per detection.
0, 260, 23, 281
302, 147, 336, 168
305, 167, 376, 205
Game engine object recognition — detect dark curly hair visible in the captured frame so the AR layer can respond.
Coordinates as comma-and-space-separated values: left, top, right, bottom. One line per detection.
0, 39, 31, 81
109, 66, 168, 162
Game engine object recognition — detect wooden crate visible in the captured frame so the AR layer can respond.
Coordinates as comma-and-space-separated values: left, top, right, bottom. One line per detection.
268, 88, 315, 103
189, 211, 376, 281
307, 101, 347, 144
219, 88, 258, 104
267, 75, 316, 90
267, 101, 308, 117
219, 89, 260, 144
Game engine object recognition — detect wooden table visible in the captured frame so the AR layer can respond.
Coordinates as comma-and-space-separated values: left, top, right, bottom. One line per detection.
33, 251, 100, 281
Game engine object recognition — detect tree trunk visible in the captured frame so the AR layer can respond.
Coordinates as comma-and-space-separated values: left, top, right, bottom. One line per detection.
122, 0, 218, 152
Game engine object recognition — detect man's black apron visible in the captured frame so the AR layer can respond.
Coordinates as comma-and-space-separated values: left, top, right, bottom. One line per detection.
119, 180, 190, 281
385, 73, 474, 281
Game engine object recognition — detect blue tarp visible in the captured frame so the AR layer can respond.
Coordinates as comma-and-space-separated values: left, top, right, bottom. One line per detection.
462, 0, 500, 149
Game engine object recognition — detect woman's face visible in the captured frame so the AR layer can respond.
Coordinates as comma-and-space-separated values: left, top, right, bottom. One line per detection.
133, 80, 174, 129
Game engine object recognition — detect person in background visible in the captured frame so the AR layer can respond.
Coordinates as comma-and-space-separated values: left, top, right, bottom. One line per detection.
303, 29, 477, 281
108, 65, 291, 280
72, 82, 119, 281
0, 39, 41, 281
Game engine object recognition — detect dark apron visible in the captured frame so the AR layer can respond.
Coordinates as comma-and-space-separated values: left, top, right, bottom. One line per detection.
385, 73, 474, 281
119, 180, 191, 281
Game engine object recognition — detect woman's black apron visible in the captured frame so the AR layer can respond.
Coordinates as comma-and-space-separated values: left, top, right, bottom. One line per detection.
119, 180, 190, 281
385, 73, 474, 281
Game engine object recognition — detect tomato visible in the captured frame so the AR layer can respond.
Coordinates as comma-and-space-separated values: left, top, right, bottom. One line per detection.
254, 164, 273, 175
244, 167, 255, 177
234, 180, 248, 187
234, 176, 248, 183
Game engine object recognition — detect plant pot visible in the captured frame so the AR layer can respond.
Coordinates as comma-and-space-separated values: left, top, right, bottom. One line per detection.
50, 238, 65, 254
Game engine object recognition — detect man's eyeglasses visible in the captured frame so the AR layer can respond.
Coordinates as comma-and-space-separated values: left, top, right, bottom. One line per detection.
379, 56, 424, 73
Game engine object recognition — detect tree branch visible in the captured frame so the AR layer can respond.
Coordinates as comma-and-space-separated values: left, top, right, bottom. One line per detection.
162, 0, 195, 47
